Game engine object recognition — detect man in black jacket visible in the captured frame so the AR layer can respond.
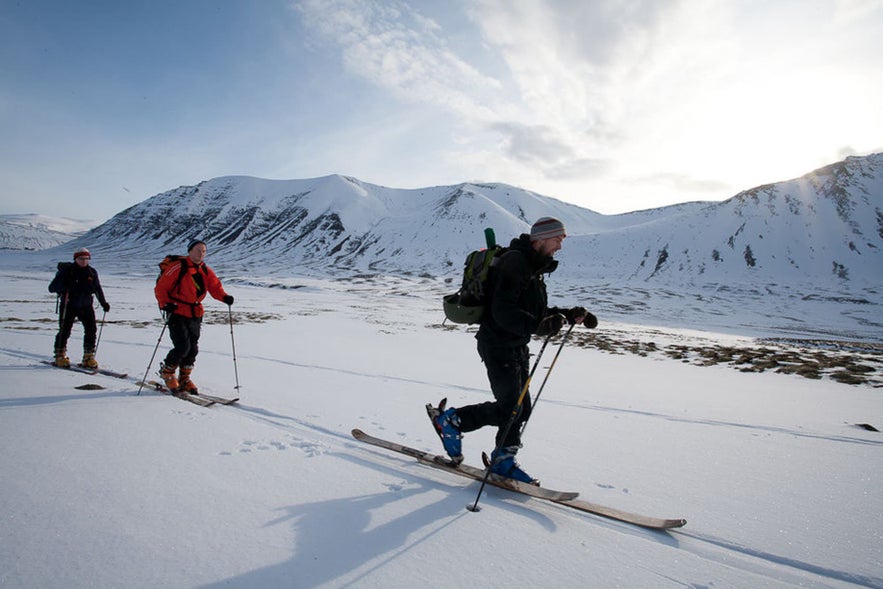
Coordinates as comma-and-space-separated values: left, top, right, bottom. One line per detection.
432, 217, 597, 483
49, 247, 111, 368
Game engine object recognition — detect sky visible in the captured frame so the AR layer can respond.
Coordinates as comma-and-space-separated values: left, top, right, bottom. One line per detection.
1, 0, 881, 222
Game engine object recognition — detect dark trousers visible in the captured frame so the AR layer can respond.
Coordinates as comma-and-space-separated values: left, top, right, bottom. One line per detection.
163, 314, 202, 367
456, 340, 532, 449
54, 305, 97, 353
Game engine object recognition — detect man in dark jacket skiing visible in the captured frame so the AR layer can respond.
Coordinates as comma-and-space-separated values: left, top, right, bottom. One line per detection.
431, 217, 597, 483
154, 239, 233, 393
49, 247, 111, 368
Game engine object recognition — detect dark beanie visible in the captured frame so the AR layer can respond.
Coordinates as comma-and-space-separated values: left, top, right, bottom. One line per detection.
187, 239, 206, 252
530, 217, 566, 241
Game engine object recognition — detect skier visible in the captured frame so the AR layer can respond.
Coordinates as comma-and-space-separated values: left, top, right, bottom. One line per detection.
48, 247, 111, 368
154, 239, 234, 393
431, 217, 598, 483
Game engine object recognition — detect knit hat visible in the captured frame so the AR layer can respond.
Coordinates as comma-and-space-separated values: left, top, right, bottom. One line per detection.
73, 247, 91, 260
530, 217, 566, 241
187, 239, 206, 252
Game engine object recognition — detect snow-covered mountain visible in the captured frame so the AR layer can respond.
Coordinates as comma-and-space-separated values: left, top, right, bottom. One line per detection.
70, 175, 605, 278
69, 154, 882, 292
18, 153, 873, 341
560, 154, 883, 289
0, 214, 95, 250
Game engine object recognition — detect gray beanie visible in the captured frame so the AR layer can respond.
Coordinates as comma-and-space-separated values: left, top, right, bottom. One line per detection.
530, 217, 566, 241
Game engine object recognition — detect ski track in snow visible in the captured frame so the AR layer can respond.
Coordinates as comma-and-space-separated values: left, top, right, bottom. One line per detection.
547, 398, 883, 448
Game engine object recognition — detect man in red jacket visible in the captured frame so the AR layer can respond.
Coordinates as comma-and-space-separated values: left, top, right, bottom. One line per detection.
154, 239, 233, 393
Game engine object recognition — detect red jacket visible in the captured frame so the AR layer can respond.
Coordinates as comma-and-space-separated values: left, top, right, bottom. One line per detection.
154, 258, 229, 318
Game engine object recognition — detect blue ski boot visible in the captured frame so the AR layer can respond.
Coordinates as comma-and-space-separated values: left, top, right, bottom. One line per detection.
427, 399, 463, 464
490, 447, 538, 485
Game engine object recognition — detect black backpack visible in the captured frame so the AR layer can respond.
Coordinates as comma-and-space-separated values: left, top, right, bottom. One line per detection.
48, 262, 74, 294
443, 228, 507, 324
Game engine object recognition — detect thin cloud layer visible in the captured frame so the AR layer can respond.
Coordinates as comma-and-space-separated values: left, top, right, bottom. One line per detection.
1, 0, 880, 218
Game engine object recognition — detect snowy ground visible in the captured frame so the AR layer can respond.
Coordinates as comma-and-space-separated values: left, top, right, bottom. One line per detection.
1, 268, 881, 588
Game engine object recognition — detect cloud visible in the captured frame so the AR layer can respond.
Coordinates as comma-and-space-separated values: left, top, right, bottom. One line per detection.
631, 172, 732, 196
290, 0, 883, 213
294, 0, 503, 121
489, 122, 574, 165
292, 0, 693, 188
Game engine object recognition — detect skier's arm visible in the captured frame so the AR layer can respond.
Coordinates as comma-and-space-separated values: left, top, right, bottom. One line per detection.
204, 266, 230, 303
91, 269, 109, 308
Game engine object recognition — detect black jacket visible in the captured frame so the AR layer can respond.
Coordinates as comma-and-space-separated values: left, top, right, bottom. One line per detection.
477, 233, 562, 348
49, 263, 107, 310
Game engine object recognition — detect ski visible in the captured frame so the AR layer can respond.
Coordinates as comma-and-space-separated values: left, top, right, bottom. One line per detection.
191, 392, 239, 405
137, 380, 215, 407
79, 364, 128, 379
553, 497, 686, 529
351, 428, 578, 502
43, 360, 127, 378
137, 380, 238, 405
476, 451, 686, 529
42, 360, 97, 375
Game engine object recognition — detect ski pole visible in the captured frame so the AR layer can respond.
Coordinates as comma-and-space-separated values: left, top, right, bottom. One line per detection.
54, 293, 69, 354
138, 316, 168, 395
467, 331, 555, 513
57, 293, 68, 332
228, 304, 241, 391
94, 309, 107, 354
517, 322, 574, 441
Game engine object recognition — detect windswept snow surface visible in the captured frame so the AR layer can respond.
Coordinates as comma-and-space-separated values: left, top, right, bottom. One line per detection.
0, 266, 881, 588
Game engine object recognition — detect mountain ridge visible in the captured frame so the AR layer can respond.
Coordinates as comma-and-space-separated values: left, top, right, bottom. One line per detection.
6, 153, 881, 291
56, 153, 880, 290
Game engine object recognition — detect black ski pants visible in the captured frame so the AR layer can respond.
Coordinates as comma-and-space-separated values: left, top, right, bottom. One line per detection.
54, 304, 97, 354
456, 340, 532, 449
163, 314, 202, 368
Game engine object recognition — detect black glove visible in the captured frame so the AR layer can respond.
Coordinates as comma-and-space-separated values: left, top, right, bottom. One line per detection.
101, 302, 111, 313
536, 313, 566, 336
162, 302, 178, 314
582, 311, 598, 329
223, 295, 234, 305
564, 306, 588, 325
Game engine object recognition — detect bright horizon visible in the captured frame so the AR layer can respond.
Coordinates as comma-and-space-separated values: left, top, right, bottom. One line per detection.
1, 0, 881, 222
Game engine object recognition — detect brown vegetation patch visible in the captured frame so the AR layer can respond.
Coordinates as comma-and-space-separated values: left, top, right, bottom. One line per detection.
564, 330, 882, 387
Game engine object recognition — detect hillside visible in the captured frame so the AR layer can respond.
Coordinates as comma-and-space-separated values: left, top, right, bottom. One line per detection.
0, 214, 94, 250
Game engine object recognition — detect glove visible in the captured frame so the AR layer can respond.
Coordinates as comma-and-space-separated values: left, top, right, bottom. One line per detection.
101, 302, 111, 313
582, 311, 598, 329
223, 295, 234, 305
536, 313, 566, 336
564, 306, 588, 325
161, 302, 178, 314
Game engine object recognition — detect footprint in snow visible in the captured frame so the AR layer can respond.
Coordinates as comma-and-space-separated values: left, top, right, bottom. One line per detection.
222, 436, 326, 457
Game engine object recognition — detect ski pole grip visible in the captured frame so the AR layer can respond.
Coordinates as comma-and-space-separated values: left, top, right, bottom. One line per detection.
484, 227, 496, 249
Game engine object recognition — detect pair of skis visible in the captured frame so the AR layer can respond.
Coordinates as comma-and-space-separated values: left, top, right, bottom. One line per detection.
42, 360, 127, 379
137, 380, 239, 407
352, 429, 686, 530
352, 422, 687, 530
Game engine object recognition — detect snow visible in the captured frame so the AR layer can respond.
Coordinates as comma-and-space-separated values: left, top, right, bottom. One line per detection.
1, 263, 881, 588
